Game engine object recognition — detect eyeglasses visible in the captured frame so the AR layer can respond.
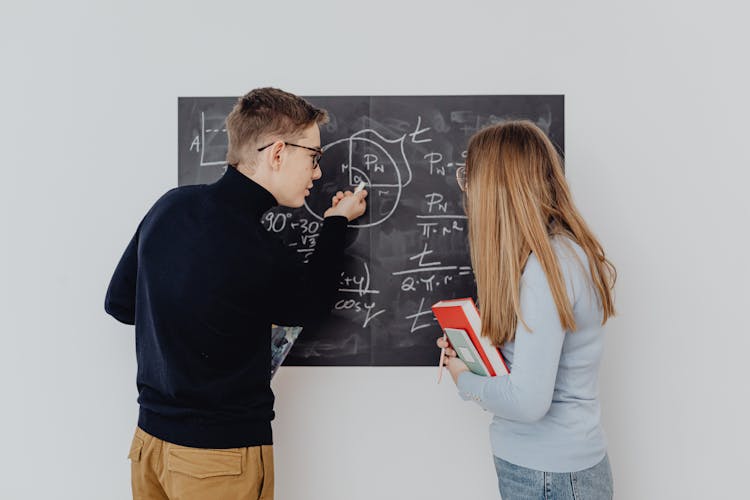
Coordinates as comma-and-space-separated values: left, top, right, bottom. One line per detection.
456, 166, 467, 191
257, 141, 323, 169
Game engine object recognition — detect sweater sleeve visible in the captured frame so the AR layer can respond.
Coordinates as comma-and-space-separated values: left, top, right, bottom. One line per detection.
104, 228, 140, 325
267, 215, 348, 326
455, 253, 570, 422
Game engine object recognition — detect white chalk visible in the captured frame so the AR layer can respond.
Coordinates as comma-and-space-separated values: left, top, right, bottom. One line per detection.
354, 181, 366, 193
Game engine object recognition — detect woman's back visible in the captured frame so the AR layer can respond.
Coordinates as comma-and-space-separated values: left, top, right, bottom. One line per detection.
443, 120, 615, 495
457, 237, 607, 473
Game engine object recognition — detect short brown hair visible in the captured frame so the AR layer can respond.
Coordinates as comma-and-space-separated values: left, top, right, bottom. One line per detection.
225, 87, 329, 166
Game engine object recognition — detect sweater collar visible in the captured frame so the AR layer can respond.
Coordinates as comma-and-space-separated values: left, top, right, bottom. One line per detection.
214, 165, 277, 218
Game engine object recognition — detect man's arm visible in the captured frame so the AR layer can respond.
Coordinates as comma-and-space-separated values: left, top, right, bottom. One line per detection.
268, 190, 367, 326
268, 215, 348, 326
104, 229, 140, 325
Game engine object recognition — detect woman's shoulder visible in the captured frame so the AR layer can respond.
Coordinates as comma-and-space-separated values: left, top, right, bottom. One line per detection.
523, 235, 591, 300
551, 235, 588, 266
525, 235, 586, 269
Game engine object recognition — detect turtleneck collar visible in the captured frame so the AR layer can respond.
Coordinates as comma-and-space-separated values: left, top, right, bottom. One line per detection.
212, 165, 278, 218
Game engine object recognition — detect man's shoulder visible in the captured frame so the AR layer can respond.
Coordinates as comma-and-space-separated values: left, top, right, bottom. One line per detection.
140, 184, 208, 229
154, 184, 206, 208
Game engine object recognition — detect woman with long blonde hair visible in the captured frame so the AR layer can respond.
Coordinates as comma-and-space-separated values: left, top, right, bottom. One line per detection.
438, 121, 616, 498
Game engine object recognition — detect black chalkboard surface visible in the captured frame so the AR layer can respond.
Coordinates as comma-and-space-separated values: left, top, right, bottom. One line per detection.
178, 95, 564, 366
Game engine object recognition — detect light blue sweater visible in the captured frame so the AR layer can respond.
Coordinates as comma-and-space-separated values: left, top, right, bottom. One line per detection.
456, 237, 608, 473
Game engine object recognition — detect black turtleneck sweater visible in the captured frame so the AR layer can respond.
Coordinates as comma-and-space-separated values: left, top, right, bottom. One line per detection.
104, 166, 348, 448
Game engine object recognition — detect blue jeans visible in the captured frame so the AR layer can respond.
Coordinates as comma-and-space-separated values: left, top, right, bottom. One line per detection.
493, 454, 613, 499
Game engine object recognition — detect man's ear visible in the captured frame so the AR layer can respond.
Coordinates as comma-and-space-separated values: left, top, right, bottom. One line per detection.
270, 141, 285, 171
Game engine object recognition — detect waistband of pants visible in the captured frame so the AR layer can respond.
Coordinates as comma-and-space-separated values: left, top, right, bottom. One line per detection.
138, 407, 273, 449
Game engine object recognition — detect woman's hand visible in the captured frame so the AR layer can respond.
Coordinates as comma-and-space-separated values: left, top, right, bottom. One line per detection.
437, 337, 469, 385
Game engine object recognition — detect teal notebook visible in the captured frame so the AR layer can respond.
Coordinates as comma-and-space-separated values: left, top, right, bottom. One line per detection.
443, 327, 490, 376
270, 325, 303, 378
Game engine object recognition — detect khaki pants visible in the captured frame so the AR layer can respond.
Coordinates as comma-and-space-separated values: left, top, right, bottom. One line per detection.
129, 427, 274, 500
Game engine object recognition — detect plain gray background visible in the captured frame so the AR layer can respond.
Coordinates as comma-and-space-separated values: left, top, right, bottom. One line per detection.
2, 1, 748, 498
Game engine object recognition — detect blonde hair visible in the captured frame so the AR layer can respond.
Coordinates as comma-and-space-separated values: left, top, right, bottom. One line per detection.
465, 121, 616, 345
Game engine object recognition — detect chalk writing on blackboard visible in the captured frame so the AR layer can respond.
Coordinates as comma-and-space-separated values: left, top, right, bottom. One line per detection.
179, 95, 564, 366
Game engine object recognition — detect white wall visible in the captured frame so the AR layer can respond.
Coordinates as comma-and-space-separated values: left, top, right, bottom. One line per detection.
2, 1, 748, 498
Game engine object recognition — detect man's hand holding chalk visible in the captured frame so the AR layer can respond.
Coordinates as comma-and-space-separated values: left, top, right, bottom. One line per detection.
324, 182, 368, 221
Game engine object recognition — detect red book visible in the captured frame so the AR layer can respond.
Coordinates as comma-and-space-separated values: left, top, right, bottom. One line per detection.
431, 298, 510, 377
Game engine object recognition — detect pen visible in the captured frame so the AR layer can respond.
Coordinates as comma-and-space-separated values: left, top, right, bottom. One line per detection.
437, 332, 446, 384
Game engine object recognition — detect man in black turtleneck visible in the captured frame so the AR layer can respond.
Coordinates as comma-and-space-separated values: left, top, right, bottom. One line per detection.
105, 88, 367, 500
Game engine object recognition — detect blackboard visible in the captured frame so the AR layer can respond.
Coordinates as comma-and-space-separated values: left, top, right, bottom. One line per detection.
178, 95, 564, 366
